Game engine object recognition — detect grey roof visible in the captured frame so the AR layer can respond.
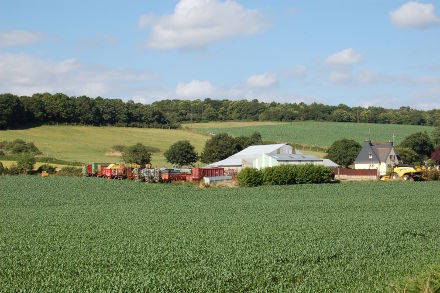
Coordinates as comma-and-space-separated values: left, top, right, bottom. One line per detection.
209, 144, 289, 167
323, 159, 339, 167
268, 153, 322, 162
354, 140, 394, 164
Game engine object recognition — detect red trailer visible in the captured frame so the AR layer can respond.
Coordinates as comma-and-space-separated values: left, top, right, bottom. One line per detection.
190, 167, 225, 181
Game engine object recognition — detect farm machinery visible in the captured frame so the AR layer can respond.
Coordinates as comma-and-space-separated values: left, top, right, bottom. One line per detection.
381, 165, 425, 181
82, 162, 228, 183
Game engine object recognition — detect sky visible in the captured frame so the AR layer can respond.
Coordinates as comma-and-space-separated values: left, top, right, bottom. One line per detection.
0, 0, 439, 109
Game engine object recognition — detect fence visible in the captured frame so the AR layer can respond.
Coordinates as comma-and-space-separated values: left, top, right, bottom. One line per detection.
333, 168, 379, 181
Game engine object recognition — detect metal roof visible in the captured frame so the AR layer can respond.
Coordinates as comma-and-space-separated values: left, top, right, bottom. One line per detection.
268, 153, 322, 162
209, 144, 288, 167
322, 159, 339, 167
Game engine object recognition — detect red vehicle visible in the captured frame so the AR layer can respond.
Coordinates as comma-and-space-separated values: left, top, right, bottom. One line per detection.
190, 167, 225, 181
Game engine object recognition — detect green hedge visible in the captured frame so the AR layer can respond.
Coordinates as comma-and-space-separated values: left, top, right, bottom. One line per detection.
238, 164, 334, 187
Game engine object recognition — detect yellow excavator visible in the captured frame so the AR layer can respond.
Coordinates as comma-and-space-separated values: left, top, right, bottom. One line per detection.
381, 165, 425, 181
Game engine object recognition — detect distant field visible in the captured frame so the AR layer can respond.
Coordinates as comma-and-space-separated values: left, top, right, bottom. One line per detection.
0, 126, 209, 166
193, 121, 434, 147
1, 176, 439, 291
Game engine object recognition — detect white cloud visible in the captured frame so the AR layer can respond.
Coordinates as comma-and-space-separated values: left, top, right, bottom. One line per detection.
0, 53, 156, 97
246, 72, 278, 88
325, 48, 363, 66
175, 80, 214, 97
328, 70, 352, 83
140, 0, 267, 49
0, 30, 46, 47
286, 65, 308, 79
390, 1, 440, 28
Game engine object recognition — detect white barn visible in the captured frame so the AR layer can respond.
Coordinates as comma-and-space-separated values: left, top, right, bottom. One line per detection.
209, 144, 293, 171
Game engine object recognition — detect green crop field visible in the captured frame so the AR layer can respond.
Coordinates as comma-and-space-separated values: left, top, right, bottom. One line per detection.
1, 176, 439, 291
0, 125, 210, 166
193, 121, 434, 147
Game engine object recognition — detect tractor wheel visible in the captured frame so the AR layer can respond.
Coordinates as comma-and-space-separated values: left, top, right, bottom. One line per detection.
391, 173, 399, 180
403, 174, 412, 181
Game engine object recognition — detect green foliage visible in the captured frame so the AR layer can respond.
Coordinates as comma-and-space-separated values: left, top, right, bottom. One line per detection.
0, 161, 4, 175
399, 132, 435, 159
16, 153, 36, 174
246, 164, 334, 186
164, 140, 198, 167
396, 147, 422, 165
37, 164, 57, 174
200, 133, 238, 164
424, 170, 440, 181
1, 177, 440, 291
327, 139, 362, 167
122, 143, 152, 166
56, 167, 82, 177
200, 132, 264, 164
432, 126, 440, 148
112, 144, 160, 154
237, 167, 263, 187
0, 139, 41, 155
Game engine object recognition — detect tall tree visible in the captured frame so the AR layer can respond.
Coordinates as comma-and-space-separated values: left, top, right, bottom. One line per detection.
122, 143, 152, 166
399, 132, 434, 159
200, 133, 238, 164
164, 140, 198, 166
326, 139, 362, 167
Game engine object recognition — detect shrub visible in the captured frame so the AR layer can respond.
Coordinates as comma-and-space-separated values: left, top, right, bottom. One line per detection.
37, 164, 57, 174
56, 167, 82, 177
122, 143, 152, 166
5, 165, 20, 175
425, 170, 440, 181
4, 139, 41, 155
0, 161, 4, 175
237, 168, 263, 187
16, 153, 36, 174
260, 164, 334, 185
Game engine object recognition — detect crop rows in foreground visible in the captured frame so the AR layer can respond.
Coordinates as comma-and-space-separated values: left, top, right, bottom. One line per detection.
0, 177, 439, 291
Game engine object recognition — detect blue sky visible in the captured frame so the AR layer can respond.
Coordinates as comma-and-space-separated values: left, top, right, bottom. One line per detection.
0, 0, 439, 109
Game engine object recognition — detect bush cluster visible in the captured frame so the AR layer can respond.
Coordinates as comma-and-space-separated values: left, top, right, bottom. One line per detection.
37, 164, 57, 174
424, 170, 440, 181
238, 164, 334, 187
0, 139, 41, 155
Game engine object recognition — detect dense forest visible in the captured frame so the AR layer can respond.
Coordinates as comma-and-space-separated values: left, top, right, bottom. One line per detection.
1, 92, 440, 130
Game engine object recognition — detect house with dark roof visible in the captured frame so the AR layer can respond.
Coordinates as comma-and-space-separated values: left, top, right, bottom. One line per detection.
354, 140, 402, 176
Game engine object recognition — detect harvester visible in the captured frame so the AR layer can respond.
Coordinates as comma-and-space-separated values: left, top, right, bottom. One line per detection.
381, 165, 425, 181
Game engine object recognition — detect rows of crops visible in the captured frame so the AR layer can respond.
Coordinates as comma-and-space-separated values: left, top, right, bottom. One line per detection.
194, 121, 434, 147
1, 177, 440, 291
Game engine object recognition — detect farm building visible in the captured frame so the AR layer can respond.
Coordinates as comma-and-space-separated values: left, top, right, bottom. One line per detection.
209, 143, 337, 171
354, 140, 402, 176
209, 144, 293, 171
253, 153, 323, 170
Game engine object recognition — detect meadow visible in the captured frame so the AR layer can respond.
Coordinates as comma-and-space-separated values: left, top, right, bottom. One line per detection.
1, 176, 439, 291
193, 121, 434, 147
0, 125, 209, 166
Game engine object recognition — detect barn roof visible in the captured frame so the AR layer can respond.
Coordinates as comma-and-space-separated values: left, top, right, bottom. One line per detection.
268, 153, 322, 162
209, 144, 289, 167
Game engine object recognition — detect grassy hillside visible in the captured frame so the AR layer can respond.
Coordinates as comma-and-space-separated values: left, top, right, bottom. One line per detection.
0, 126, 209, 166
1, 176, 439, 291
193, 121, 434, 147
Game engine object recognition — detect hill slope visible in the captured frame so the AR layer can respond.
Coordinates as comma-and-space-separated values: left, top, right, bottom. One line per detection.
0, 125, 209, 165
193, 121, 434, 147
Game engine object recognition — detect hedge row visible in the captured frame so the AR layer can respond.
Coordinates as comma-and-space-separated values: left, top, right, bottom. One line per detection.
237, 164, 334, 187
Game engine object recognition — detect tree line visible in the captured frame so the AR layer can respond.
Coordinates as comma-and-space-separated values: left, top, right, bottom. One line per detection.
2, 93, 440, 130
